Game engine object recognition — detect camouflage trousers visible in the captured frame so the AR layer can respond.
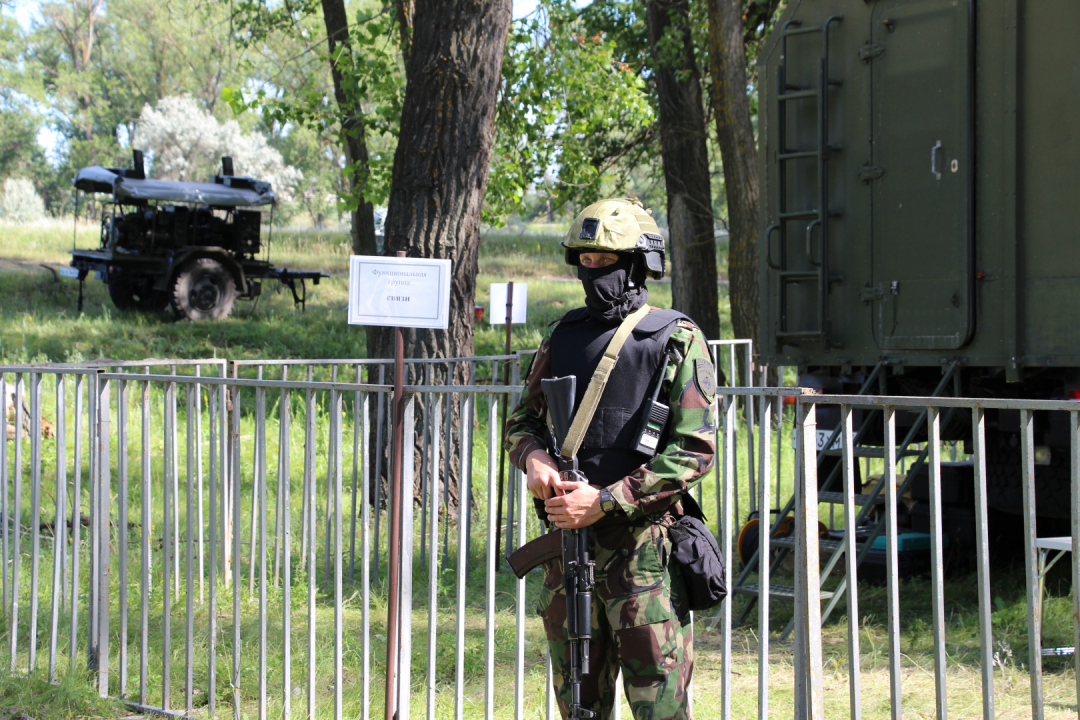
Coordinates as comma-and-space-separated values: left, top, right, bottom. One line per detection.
538, 518, 694, 720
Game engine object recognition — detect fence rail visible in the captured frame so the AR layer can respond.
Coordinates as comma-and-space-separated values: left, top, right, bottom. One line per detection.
1, 356, 1078, 719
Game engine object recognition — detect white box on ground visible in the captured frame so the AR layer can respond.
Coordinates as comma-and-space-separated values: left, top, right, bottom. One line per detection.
488, 282, 527, 324
348, 256, 452, 329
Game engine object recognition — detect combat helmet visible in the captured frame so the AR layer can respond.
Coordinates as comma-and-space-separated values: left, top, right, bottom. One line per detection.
563, 198, 666, 279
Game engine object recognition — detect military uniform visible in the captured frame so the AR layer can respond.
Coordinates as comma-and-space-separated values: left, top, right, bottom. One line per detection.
505, 308, 717, 720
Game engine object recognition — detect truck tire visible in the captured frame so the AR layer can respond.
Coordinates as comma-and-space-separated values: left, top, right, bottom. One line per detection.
171, 258, 237, 321
108, 270, 169, 312
986, 431, 1071, 518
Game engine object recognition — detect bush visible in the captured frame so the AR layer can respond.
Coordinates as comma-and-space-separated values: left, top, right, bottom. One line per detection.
0, 178, 46, 223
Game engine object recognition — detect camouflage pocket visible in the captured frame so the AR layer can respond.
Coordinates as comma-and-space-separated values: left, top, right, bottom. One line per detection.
606, 578, 674, 630
594, 522, 669, 600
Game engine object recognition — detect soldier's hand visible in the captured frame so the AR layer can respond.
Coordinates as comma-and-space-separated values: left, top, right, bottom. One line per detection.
525, 448, 561, 500
545, 477, 603, 528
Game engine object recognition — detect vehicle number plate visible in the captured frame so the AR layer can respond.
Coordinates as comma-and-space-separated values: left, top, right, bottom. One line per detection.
59, 267, 80, 278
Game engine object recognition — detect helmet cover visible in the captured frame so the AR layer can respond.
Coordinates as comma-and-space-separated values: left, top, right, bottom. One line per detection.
563, 198, 666, 279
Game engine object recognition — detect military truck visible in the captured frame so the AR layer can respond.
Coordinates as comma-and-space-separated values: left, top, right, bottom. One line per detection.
65, 151, 326, 320
756, 0, 1078, 516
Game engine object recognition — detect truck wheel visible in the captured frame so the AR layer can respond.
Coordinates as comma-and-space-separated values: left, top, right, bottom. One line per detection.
986, 431, 1071, 518
108, 270, 169, 312
171, 258, 237, 321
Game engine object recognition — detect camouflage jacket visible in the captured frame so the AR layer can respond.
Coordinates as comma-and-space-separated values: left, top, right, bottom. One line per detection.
504, 306, 717, 522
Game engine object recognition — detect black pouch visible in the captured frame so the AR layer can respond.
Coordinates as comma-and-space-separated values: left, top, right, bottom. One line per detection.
667, 495, 727, 611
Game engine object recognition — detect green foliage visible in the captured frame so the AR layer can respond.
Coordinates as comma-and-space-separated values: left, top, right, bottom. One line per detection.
227, 1, 404, 215
487, 0, 655, 224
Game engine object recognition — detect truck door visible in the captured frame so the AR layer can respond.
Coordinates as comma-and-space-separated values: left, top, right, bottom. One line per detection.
870, 0, 973, 351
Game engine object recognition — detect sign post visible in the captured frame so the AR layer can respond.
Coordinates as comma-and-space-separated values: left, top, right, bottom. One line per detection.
349, 253, 451, 720
488, 282, 528, 565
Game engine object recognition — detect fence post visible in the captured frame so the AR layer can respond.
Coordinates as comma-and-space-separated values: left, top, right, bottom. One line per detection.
794, 400, 823, 719
94, 374, 111, 697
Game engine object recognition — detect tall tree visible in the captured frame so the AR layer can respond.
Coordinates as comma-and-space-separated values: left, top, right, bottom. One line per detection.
707, 0, 763, 352
321, 0, 378, 257
645, 0, 720, 340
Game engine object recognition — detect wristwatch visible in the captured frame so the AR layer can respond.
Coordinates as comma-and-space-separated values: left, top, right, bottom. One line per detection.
599, 487, 617, 516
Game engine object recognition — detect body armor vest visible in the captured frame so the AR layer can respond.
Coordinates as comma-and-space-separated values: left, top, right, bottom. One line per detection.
550, 307, 688, 485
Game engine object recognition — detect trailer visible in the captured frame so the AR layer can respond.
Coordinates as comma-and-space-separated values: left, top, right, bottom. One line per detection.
66, 151, 327, 320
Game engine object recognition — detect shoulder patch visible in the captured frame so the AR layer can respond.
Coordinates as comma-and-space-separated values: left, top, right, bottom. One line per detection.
694, 358, 717, 401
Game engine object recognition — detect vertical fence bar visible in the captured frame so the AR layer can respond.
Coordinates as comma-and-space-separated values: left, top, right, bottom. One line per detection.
0, 374, 7, 621
745, 344, 756, 515
257, 386, 268, 720
331, 388, 343, 720
171, 370, 180, 603
971, 407, 994, 720
162, 379, 174, 711
29, 372, 42, 673
186, 383, 197, 714
795, 400, 823, 719
139, 379, 150, 705
323, 367, 338, 590
757, 395, 772, 720
362, 391, 372, 720
514, 464, 526, 720
720, 394, 735, 720
454, 397, 468, 720
1071, 410, 1080, 714
442, 365, 453, 572
306, 387, 317, 720
197, 369, 206, 604
69, 374, 84, 670
398, 394, 415, 720
485, 393, 498, 719
926, 407, 947, 717
250, 370, 263, 598
9, 374, 23, 671
420, 366, 431, 570
95, 376, 111, 697
209, 379, 219, 718
48, 374, 66, 682
426, 395, 442, 720
300, 368, 312, 578
231, 387, 243, 720
1019, 409, 1044, 720
840, 405, 861, 720
117, 379, 129, 695
88, 372, 99, 678
883, 406, 901, 720
374, 365, 386, 585
350, 366, 360, 584
281, 385, 292, 720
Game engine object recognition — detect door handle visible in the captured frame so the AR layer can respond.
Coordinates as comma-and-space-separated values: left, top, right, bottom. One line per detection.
931, 140, 943, 180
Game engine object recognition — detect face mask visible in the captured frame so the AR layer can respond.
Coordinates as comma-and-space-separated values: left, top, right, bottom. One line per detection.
577, 254, 648, 322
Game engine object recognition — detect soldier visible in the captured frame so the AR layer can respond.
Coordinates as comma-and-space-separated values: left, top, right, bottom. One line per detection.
504, 198, 719, 720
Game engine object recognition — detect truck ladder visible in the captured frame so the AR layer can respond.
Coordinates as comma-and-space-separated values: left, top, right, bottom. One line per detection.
764, 15, 844, 353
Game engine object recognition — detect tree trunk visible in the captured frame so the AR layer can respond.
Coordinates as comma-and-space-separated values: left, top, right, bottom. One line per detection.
707, 0, 760, 354
370, 0, 512, 517
321, 0, 378, 258
645, 0, 720, 342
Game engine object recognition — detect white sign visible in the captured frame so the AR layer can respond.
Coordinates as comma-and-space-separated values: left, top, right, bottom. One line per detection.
348, 256, 451, 329
488, 283, 528, 325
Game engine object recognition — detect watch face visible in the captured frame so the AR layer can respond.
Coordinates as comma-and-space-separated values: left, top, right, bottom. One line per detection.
600, 489, 616, 513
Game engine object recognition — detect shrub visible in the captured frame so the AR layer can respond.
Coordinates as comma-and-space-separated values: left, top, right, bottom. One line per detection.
0, 178, 46, 223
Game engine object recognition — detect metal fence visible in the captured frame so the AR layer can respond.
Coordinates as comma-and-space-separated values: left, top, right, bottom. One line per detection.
1, 358, 1078, 719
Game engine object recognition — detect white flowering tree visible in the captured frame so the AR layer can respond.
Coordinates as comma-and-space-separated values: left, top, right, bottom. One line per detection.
0, 178, 46, 223
135, 96, 302, 202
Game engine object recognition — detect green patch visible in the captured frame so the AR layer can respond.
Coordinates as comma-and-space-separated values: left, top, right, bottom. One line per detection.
693, 358, 717, 401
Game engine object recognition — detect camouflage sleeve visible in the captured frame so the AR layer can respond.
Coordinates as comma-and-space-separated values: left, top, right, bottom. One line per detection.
503, 322, 559, 470
607, 321, 717, 521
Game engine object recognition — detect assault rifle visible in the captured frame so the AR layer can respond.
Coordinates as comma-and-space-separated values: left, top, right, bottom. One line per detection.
506, 375, 596, 720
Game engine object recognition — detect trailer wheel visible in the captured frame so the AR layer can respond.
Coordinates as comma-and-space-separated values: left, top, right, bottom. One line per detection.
171, 258, 237, 321
985, 431, 1071, 518
108, 270, 169, 312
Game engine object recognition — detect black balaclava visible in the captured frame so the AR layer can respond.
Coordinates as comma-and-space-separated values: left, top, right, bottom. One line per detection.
577, 253, 649, 324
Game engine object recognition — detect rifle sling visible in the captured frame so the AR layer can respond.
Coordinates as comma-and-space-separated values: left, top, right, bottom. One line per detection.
561, 304, 651, 460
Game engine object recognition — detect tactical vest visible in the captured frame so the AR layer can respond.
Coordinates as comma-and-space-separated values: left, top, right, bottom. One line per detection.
550, 306, 689, 485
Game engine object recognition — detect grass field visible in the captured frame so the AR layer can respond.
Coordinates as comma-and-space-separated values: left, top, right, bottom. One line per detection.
1, 220, 1078, 718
